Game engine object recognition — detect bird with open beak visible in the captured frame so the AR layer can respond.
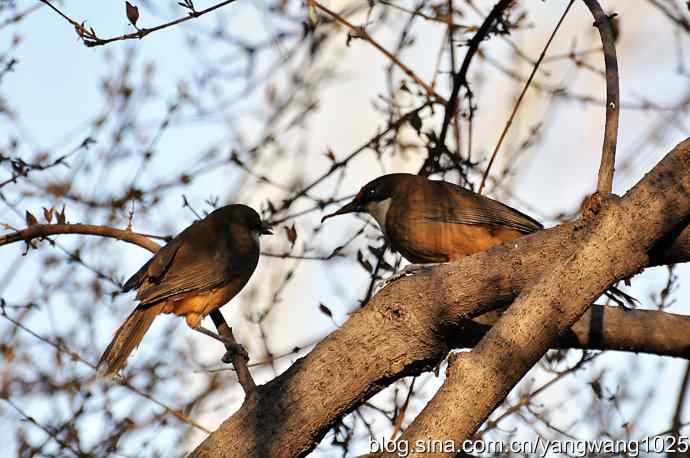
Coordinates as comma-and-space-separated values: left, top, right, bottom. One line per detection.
321, 173, 542, 263
98, 204, 272, 377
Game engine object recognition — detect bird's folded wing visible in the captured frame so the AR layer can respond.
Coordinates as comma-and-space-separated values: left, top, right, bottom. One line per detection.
122, 237, 183, 292
134, 239, 230, 305
419, 184, 543, 234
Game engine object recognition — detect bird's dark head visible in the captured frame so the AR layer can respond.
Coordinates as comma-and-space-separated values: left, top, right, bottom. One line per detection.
214, 204, 273, 236
321, 173, 413, 223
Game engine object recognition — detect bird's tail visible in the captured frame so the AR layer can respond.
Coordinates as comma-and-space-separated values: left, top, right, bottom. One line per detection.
97, 304, 163, 377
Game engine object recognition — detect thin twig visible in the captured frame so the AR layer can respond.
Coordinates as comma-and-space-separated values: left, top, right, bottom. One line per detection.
419, 0, 514, 176
478, 0, 575, 194
38, 0, 241, 47
1, 313, 211, 434
4, 398, 84, 456
311, 0, 445, 103
671, 361, 690, 436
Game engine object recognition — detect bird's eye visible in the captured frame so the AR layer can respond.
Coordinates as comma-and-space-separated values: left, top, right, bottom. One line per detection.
367, 188, 376, 197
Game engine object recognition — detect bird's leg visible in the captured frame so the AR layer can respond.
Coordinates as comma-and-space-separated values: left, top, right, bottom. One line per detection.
375, 262, 444, 293
192, 325, 249, 360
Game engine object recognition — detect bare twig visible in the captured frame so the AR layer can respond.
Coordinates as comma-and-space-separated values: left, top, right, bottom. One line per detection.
38, 0, 241, 47
311, 0, 445, 103
1, 312, 211, 434
478, 0, 575, 194
0, 223, 160, 252
419, 0, 514, 176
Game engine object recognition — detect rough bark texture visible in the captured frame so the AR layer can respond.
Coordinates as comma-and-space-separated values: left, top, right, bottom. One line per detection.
188, 139, 690, 458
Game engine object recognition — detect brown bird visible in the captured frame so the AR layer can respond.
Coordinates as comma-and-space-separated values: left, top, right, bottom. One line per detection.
322, 173, 635, 305
322, 173, 542, 262
98, 204, 272, 377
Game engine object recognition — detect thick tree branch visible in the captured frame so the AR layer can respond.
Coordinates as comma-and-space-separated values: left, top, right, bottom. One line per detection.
189, 138, 690, 458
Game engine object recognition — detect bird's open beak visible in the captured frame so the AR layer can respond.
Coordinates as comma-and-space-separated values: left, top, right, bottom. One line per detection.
321, 200, 363, 223
260, 222, 274, 235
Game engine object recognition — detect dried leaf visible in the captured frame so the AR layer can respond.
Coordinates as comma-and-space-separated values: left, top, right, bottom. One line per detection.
284, 224, 297, 247
25, 211, 37, 228
318, 303, 332, 318
57, 205, 66, 224
125, 2, 139, 27
42, 207, 54, 223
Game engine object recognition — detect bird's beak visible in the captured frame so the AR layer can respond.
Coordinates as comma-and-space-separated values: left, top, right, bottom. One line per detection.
321, 200, 363, 223
259, 222, 273, 235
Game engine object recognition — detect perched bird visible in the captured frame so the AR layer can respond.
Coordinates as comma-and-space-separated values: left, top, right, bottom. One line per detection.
321, 173, 542, 262
98, 204, 272, 377
322, 173, 635, 306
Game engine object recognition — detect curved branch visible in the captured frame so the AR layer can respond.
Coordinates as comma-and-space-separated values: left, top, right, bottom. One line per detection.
0, 223, 161, 252
583, 0, 620, 193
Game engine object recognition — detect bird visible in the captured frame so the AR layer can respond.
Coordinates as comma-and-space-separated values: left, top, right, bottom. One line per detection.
97, 204, 272, 377
321, 173, 542, 263
321, 173, 635, 305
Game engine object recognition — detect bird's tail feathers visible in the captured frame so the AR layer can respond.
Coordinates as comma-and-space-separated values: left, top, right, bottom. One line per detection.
97, 304, 163, 378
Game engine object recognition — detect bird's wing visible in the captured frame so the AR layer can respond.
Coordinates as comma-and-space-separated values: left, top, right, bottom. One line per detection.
122, 237, 183, 292
418, 182, 543, 234
133, 219, 242, 304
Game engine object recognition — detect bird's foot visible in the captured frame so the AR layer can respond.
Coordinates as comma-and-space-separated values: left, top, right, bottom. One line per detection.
192, 326, 249, 361
375, 263, 442, 293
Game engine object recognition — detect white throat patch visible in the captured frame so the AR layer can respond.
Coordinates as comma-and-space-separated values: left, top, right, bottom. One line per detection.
366, 198, 392, 233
